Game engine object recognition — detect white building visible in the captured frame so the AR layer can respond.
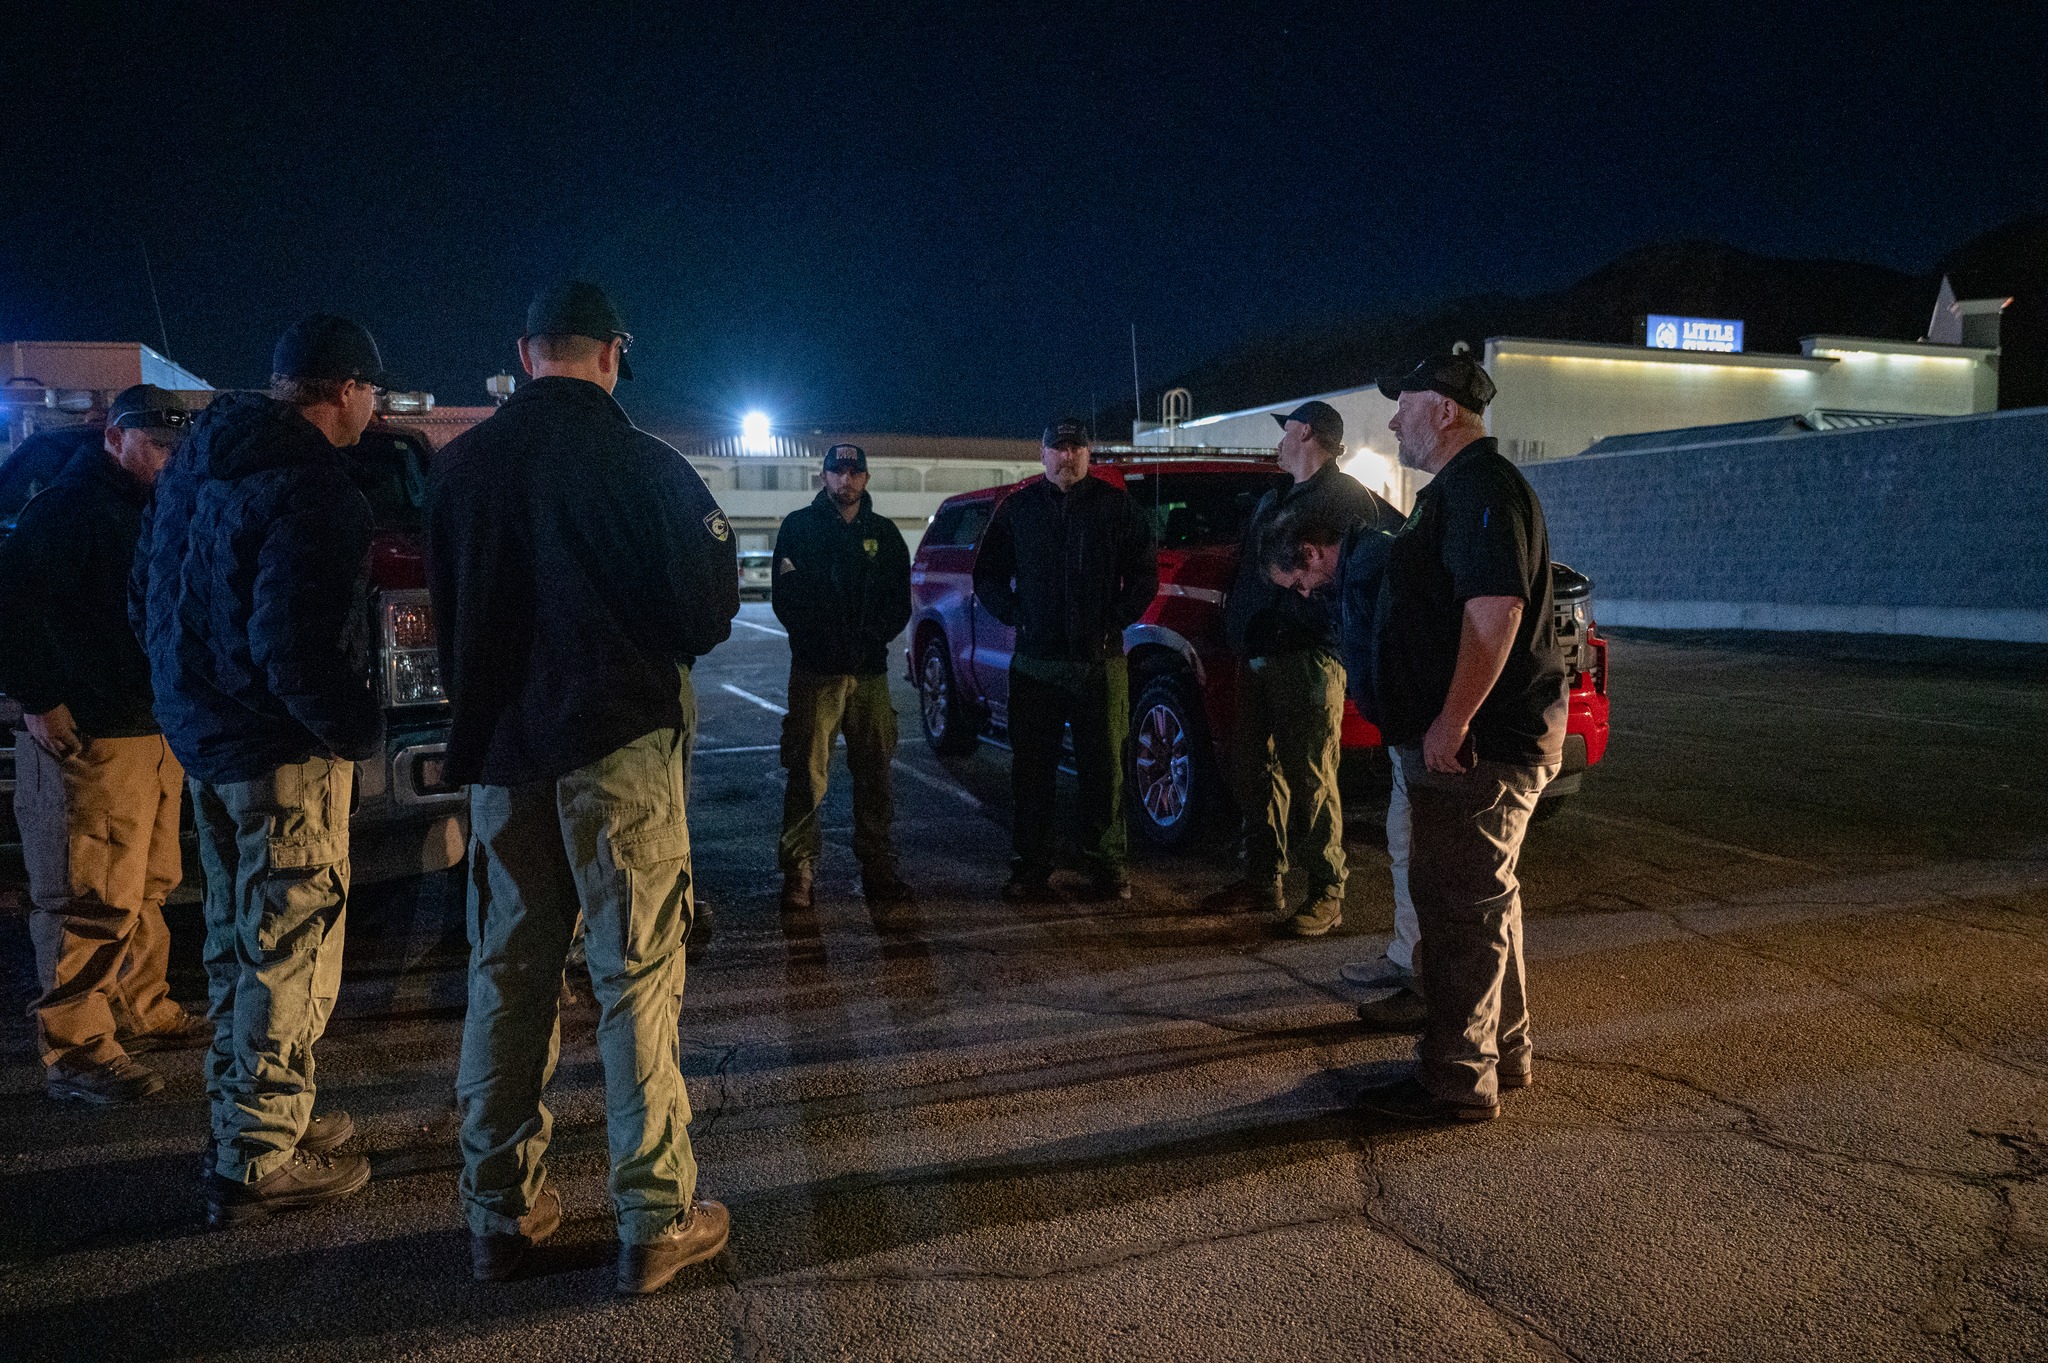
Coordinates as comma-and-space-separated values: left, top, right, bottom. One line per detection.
670, 431, 1045, 552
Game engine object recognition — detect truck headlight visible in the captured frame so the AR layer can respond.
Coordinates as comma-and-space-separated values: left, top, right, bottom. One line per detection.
381, 590, 446, 706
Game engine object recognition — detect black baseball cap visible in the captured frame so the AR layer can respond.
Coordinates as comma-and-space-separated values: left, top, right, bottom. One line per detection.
525, 279, 634, 380
272, 315, 394, 388
107, 384, 193, 433
822, 442, 867, 473
1376, 347, 1497, 413
1042, 417, 1091, 448
1271, 399, 1343, 448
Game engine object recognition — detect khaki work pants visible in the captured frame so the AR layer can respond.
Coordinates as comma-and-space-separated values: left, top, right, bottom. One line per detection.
1233, 647, 1347, 897
778, 668, 898, 873
1008, 656, 1129, 880
1400, 745, 1556, 1106
16, 732, 186, 1072
456, 669, 700, 1247
193, 754, 353, 1184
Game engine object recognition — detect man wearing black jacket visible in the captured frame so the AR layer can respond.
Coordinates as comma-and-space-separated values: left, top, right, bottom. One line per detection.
973, 419, 1156, 901
771, 443, 915, 913
136, 320, 388, 1223
0, 386, 207, 1106
1214, 401, 1400, 936
426, 281, 737, 1294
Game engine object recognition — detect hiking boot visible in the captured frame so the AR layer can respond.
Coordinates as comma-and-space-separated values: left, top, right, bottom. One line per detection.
779, 863, 815, 913
1355, 986, 1428, 1034
1200, 879, 1284, 915
616, 1199, 731, 1295
472, 1183, 563, 1282
121, 1007, 212, 1054
1001, 869, 1055, 904
1355, 1075, 1497, 1125
1284, 890, 1345, 938
1500, 1067, 1533, 1091
197, 1109, 356, 1183
47, 1055, 163, 1105
861, 864, 916, 908
206, 1148, 372, 1229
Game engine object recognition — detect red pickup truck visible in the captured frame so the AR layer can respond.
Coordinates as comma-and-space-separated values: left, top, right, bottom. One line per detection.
906, 450, 1610, 848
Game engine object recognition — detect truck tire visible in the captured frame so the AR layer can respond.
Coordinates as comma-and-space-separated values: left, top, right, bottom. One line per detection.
917, 634, 980, 755
1127, 671, 1212, 850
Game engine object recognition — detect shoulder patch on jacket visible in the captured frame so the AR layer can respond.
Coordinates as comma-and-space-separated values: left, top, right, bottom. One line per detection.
704, 510, 731, 542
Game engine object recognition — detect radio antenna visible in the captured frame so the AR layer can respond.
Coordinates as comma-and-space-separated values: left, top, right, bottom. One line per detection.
1129, 324, 1141, 436
139, 236, 172, 357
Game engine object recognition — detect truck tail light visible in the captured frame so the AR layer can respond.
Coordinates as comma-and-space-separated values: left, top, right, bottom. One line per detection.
1590, 634, 1609, 695
381, 589, 446, 706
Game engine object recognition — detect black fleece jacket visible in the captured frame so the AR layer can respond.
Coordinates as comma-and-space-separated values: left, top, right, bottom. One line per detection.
771, 489, 912, 676
426, 377, 738, 786
972, 474, 1157, 664
0, 445, 160, 737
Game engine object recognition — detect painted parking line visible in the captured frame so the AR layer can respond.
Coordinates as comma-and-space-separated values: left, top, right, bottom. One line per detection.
732, 618, 788, 637
891, 758, 985, 810
695, 744, 782, 754
719, 683, 789, 715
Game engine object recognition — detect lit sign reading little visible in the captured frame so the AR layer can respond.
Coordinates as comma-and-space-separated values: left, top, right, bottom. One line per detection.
1645, 315, 1745, 353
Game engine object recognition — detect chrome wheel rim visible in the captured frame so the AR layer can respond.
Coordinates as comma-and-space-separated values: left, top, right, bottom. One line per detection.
920, 649, 950, 740
1133, 700, 1192, 828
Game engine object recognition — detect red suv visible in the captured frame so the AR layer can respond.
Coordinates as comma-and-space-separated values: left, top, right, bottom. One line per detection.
906, 451, 1610, 848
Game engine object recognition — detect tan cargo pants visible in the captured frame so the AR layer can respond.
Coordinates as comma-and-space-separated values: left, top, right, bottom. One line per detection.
15, 732, 187, 1072
456, 669, 700, 1247
192, 754, 353, 1184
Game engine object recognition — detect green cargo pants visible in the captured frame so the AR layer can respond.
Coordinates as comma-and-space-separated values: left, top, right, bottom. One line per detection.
778, 669, 898, 873
1008, 655, 1129, 881
192, 753, 352, 1184
1233, 647, 1347, 896
456, 670, 699, 1247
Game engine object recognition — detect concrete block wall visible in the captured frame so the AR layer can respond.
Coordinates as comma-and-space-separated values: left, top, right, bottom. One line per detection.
1520, 407, 2048, 643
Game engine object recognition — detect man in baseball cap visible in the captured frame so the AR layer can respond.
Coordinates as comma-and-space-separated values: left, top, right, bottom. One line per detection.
0, 382, 209, 1107
770, 439, 916, 917
524, 278, 635, 381
1208, 395, 1399, 935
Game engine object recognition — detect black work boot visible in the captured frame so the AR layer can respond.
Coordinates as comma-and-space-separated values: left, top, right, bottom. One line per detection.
1355, 987, 1428, 1034
1001, 867, 1055, 903
206, 1148, 372, 1229
779, 863, 815, 912
46, 1056, 163, 1105
616, 1199, 731, 1295
197, 1108, 357, 1183
1199, 878, 1284, 915
861, 863, 916, 908
472, 1183, 563, 1283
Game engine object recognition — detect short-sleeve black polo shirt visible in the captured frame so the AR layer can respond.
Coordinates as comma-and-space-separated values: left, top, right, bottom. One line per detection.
1374, 437, 1567, 765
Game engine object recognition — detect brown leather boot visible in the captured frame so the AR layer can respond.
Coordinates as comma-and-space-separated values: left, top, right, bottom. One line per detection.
206, 1148, 372, 1229
616, 1199, 731, 1295
472, 1183, 564, 1282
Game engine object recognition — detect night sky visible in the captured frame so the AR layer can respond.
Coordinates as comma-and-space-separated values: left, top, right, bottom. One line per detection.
5, 2, 2044, 436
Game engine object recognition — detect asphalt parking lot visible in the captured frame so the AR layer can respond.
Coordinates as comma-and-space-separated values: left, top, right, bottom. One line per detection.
2, 609, 2044, 1362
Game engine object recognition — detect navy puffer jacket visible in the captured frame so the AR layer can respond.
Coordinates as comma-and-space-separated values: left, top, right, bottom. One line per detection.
134, 393, 383, 783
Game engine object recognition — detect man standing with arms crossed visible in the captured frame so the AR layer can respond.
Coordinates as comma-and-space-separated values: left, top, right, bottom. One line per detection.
0, 386, 208, 1105
974, 419, 1156, 902
1356, 348, 1567, 1124
138, 319, 388, 1222
428, 280, 738, 1292
1210, 400, 1398, 936
773, 442, 916, 916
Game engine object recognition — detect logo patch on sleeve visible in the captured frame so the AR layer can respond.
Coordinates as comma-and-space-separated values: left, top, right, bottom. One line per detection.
704, 510, 732, 542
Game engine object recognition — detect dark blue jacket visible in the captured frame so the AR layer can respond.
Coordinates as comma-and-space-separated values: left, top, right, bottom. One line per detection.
425, 377, 738, 786
134, 393, 382, 783
771, 489, 912, 677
